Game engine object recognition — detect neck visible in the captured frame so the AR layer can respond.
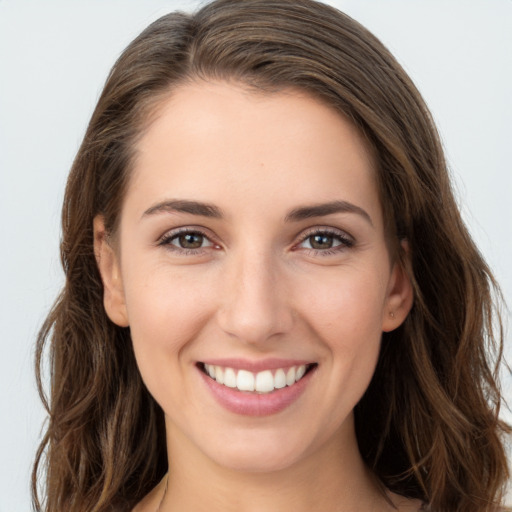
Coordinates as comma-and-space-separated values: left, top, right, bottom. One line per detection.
159, 417, 393, 512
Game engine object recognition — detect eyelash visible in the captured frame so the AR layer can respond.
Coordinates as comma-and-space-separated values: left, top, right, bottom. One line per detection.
295, 228, 354, 256
157, 227, 217, 255
157, 227, 354, 256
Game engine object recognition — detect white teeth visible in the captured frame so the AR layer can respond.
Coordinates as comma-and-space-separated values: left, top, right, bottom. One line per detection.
237, 370, 255, 391
274, 368, 286, 389
215, 365, 224, 385
255, 370, 274, 393
203, 363, 312, 393
224, 367, 237, 388
286, 367, 296, 386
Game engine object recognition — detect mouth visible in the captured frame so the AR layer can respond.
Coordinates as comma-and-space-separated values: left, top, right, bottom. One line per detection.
198, 362, 318, 394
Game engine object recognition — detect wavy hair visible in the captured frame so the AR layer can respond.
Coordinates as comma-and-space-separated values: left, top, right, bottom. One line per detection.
33, 1, 510, 511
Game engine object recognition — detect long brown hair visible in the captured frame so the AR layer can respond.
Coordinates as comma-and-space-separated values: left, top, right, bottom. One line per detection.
33, 1, 511, 511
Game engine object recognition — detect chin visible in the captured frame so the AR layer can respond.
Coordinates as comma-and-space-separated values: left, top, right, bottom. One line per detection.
208, 442, 307, 474
190, 419, 339, 476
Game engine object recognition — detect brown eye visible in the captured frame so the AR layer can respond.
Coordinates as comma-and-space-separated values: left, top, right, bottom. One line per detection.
159, 229, 216, 253
298, 230, 353, 253
308, 234, 334, 249
175, 233, 205, 249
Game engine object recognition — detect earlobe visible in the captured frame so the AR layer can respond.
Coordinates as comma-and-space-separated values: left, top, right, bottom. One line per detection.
93, 216, 129, 327
382, 245, 414, 333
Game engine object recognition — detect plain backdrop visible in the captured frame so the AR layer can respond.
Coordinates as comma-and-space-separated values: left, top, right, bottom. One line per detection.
0, 1, 511, 510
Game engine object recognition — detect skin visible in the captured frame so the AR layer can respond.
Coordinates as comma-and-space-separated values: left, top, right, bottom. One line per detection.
94, 81, 417, 512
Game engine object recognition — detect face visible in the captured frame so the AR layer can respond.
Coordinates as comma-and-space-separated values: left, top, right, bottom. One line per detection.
95, 81, 412, 474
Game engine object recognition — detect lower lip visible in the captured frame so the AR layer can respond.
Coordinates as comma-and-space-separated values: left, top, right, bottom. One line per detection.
199, 366, 315, 416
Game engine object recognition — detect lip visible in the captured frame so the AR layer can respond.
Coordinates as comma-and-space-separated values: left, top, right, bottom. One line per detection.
198, 360, 317, 416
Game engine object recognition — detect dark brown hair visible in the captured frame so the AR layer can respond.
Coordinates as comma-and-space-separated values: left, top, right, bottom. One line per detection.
33, 1, 511, 511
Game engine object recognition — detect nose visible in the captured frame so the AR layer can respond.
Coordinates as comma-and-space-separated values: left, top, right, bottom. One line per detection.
216, 247, 294, 345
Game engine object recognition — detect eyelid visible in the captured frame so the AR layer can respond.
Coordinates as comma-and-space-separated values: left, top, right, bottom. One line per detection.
157, 226, 219, 251
294, 226, 355, 252
155, 225, 354, 256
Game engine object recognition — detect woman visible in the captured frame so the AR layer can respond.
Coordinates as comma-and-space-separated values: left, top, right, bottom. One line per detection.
33, 1, 510, 511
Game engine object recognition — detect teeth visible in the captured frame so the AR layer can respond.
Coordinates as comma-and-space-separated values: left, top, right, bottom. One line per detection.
274, 368, 286, 389
215, 366, 224, 385
224, 367, 237, 388
203, 363, 311, 393
296, 365, 306, 381
255, 370, 274, 393
237, 370, 255, 391
286, 367, 296, 386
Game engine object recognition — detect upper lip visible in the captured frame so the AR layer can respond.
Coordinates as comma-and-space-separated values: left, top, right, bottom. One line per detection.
199, 358, 315, 372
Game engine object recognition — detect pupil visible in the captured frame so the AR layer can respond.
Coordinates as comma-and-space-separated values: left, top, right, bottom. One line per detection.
311, 234, 333, 249
179, 233, 203, 249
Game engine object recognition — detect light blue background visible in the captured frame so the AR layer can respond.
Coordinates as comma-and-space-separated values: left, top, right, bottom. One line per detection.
1, 1, 510, 509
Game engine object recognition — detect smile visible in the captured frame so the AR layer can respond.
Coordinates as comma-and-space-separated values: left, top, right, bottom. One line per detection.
198, 359, 318, 416
201, 363, 315, 394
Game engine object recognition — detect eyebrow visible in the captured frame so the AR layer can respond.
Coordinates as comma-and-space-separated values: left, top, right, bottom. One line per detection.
142, 199, 223, 219
284, 200, 373, 226
142, 198, 373, 226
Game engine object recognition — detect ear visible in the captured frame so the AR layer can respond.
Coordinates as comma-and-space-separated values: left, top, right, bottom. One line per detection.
93, 216, 129, 327
381, 242, 414, 333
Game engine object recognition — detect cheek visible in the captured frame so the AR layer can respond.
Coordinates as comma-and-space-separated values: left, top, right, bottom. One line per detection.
298, 269, 387, 396
300, 268, 388, 340
121, 260, 216, 386
122, 270, 221, 426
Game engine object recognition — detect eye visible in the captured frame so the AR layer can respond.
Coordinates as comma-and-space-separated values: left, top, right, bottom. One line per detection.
297, 228, 354, 254
172, 232, 210, 249
158, 228, 216, 252
304, 233, 339, 250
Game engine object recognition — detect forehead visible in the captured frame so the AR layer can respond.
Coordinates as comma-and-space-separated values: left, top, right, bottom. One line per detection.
126, 81, 382, 228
